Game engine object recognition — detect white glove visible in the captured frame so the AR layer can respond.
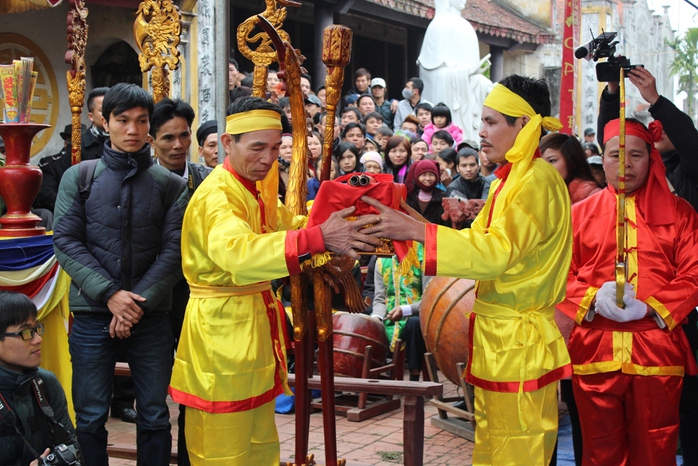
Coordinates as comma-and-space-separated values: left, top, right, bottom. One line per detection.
595, 282, 647, 322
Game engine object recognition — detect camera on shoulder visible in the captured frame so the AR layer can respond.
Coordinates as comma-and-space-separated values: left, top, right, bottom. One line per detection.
40, 444, 81, 466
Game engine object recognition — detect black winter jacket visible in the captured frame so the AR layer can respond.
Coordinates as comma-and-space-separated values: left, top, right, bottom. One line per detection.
52, 142, 188, 314
0, 366, 77, 466
597, 89, 698, 212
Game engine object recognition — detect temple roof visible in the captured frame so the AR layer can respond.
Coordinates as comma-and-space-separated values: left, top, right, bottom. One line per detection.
367, 0, 556, 45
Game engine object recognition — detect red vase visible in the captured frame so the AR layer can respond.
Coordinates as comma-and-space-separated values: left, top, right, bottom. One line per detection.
0, 123, 50, 237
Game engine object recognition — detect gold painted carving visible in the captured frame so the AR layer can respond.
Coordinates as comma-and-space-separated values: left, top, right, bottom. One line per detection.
134, 0, 182, 103
236, 0, 299, 98
65, 0, 88, 165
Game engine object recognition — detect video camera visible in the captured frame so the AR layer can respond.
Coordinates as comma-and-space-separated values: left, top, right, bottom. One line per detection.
575, 31, 642, 82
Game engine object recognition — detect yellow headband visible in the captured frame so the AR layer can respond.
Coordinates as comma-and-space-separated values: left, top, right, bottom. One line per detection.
483, 83, 562, 132
225, 109, 282, 135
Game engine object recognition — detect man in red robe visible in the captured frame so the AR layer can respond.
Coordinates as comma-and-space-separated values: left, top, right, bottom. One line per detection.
559, 118, 698, 465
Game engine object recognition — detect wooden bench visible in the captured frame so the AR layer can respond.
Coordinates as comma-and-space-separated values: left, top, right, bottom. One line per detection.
110, 363, 443, 466
288, 374, 442, 466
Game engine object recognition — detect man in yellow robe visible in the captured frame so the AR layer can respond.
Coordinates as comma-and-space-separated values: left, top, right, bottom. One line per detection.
362, 75, 573, 465
168, 97, 380, 465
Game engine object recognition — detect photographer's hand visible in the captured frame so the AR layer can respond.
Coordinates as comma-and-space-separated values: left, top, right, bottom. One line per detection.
29, 448, 50, 466
628, 67, 660, 105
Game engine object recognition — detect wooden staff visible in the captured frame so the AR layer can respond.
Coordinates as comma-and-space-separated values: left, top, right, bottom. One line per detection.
616, 68, 627, 307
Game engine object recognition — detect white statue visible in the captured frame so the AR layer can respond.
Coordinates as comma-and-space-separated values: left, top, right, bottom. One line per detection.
418, 0, 493, 143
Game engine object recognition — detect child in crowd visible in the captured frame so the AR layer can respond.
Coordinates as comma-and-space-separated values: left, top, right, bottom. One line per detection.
363, 137, 380, 154
421, 103, 463, 147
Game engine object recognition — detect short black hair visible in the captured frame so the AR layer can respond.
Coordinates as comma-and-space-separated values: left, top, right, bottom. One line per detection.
226, 96, 282, 142
0, 291, 37, 339
87, 87, 110, 112
432, 130, 454, 147
230, 86, 253, 105
363, 112, 384, 124
301, 73, 312, 86
415, 102, 433, 113
431, 103, 452, 126
408, 77, 424, 95
102, 83, 154, 123
278, 97, 290, 109
376, 126, 393, 138
457, 147, 479, 165
149, 98, 195, 137
342, 121, 366, 138
357, 94, 375, 106
498, 75, 551, 126
340, 107, 362, 121
229, 58, 238, 69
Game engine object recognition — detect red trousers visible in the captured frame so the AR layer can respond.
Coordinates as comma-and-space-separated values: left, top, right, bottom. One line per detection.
572, 372, 682, 466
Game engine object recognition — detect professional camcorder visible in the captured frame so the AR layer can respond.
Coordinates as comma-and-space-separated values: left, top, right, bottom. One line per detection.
575, 31, 642, 82
40, 443, 82, 466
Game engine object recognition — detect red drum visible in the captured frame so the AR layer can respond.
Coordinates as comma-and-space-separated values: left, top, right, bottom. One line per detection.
332, 312, 389, 378
420, 277, 475, 385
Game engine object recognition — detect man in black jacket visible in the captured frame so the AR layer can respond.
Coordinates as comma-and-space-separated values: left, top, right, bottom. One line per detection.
597, 66, 698, 466
53, 83, 188, 466
81, 87, 110, 161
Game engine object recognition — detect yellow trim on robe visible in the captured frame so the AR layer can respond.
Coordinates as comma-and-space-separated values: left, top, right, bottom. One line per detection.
576, 286, 597, 324
647, 296, 675, 329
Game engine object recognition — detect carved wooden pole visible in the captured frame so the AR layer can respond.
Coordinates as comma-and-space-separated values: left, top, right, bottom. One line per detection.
237, 0, 299, 98
65, 0, 88, 165
133, 0, 182, 103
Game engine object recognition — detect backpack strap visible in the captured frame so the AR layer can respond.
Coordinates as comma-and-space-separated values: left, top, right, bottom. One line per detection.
78, 159, 100, 203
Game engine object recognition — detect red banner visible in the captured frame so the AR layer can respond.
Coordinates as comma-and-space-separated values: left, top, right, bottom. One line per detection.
559, 0, 580, 134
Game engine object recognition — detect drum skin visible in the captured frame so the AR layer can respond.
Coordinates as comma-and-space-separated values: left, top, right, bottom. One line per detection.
420, 277, 475, 385
332, 312, 389, 378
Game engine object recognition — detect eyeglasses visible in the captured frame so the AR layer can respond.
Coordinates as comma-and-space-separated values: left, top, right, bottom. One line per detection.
0, 323, 45, 341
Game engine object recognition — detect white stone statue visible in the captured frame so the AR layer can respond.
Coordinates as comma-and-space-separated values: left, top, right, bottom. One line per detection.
418, 0, 493, 143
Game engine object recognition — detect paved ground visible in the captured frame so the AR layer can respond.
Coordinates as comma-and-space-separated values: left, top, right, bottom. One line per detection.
107, 372, 475, 465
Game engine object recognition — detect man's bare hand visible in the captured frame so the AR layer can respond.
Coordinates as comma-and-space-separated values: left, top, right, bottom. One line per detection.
30, 448, 51, 466
107, 290, 145, 328
385, 307, 403, 321
320, 206, 382, 260
628, 66, 659, 105
359, 196, 426, 243
109, 315, 132, 339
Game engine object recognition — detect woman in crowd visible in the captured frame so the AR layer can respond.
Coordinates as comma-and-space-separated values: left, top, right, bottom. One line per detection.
307, 156, 337, 201
540, 133, 602, 204
421, 102, 463, 147
411, 137, 429, 162
360, 151, 383, 174
435, 147, 457, 188
307, 131, 323, 177
383, 136, 412, 183
342, 122, 366, 152
404, 159, 449, 226
335, 141, 361, 176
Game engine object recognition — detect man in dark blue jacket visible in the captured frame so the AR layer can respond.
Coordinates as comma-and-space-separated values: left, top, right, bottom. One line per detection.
53, 83, 188, 466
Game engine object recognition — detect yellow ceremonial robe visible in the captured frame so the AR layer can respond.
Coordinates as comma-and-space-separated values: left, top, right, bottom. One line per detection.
170, 165, 306, 412
424, 158, 573, 390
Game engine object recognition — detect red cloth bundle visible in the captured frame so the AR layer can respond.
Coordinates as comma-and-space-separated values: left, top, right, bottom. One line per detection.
307, 173, 411, 259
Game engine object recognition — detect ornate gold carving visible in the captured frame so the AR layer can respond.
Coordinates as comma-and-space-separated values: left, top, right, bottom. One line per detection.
65, 0, 88, 165
320, 26, 352, 181
134, 0, 182, 102
236, 0, 299, 98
